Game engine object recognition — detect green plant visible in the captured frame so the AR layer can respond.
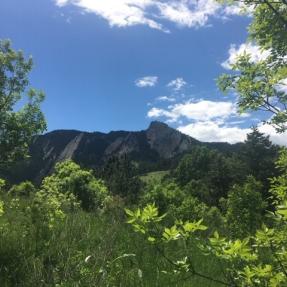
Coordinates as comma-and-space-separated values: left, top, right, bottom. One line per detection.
126, 150, 287, 286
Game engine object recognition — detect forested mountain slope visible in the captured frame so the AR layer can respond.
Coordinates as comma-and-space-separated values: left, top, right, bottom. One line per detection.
5, 121, 242, 183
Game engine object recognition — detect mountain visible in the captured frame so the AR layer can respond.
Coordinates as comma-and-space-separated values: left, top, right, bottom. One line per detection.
4, 121, 242, 183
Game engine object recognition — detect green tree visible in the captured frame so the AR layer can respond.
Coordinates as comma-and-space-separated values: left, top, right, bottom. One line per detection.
0, 40, 46, 165
226, 176, 265, 238
175, 146, 235, 205
175, 146, 215, 186
127, 154, 287, 286
101, 155, 142, 202
141, 182, 186, 215
42, 161, 109, 211
218, 1, 287, 132
240, 127, 279, 197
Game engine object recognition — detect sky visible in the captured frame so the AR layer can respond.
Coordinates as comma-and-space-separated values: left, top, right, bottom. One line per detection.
0, 0, 286, 144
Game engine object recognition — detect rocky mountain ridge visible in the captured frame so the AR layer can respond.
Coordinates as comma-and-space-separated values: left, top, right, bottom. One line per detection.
6, 121, 241, 183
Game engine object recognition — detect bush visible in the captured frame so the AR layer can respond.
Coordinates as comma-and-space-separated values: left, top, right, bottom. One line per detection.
42, 160, 110, 211
8, 181, 36, 197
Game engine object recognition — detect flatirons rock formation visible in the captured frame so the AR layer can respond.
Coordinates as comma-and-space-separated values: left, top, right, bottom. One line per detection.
6, 121, 240, 183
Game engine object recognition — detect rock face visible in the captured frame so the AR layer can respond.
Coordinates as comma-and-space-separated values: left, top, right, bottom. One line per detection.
8, 121, 239, 183
146, 121, 198, 158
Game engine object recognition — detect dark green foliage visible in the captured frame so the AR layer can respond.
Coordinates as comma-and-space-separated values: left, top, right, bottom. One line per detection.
226, 176, 265, 238
240, 127, 279, 197
175, 146, 237, 206
101, 155, 142, 202
141, 182, 185, 214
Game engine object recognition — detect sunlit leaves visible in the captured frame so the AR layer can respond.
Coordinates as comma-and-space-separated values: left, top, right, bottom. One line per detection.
0, 39, 46, 164
126, 149, 287, 285
218, 0, 287, 132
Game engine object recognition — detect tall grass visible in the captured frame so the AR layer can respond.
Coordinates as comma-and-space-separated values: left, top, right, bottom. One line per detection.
0, 205, 225, 286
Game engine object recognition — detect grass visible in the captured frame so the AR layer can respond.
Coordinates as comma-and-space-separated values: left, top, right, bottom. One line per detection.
0, 203, 226, 287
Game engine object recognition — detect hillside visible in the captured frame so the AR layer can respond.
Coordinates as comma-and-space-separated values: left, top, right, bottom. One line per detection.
4, 121, 242, 183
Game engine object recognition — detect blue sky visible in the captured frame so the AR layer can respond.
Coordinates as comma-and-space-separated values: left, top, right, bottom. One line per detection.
1, 0, 285, 144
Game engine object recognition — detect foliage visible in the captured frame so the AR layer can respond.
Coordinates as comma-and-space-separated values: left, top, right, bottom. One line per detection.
0, 178, 5, 218
126, 150, 287, 286
140, 170, 169, 185
248, 1, 287, 61
175, 146, 238, 205
101, 155, 142, 202
30, 181, 79, 232
43, 160, 110, 211
141, 180, 225, 236
240, 127, 278, 189
226, 176, 265, 238
8, 181, 36, 197
218, 1, 287, 132
0, 39, 46, 165
141, 182, 185, 214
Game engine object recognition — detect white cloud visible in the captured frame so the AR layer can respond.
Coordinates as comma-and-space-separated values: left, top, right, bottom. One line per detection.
157, 96, 176, 102
167, 77, 187, 91
275, 78, 287, 94
172, 100, 235, 120
258, 124, 287, 146
223, 2, 254, 16
222, 43, 270, 70
147, 100, 236, 122
135, 76, 158, 87
147, 98, 287, 145
54, 0, 249, 31
178, 120, 287, 145
147, 107, 174, 118
178, 121, 249, 143
55, 0, 69, 6
158, 0, 220, 28
55, 0, 166, 31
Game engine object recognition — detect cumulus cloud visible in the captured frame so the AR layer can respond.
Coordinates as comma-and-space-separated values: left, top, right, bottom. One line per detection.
158, 0, 220, 28
135, 76, 158, 87
147, 98, 287, 145
54, 0, 249, 31
223, 2, 254, 16
178, 121, 249, 143
167, 77, 187, 91
178, 120, 287, 145
258, 124, 287, 146
147, 100, 236, 122
221, 43, 270, 70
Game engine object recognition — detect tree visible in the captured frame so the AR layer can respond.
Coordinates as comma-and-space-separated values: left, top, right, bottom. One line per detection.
248, 1, 287, 60
226, 176, 265, 238
218, 1, 287, 132
126, 154, 287, 286
175, 146, 235, 205
41, 161, 109, 211
141, 182, 186, 214
0, 40, 46, 165
175, 146, 215, 186
240, 127, 279, 196
101, 155, 142, 202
